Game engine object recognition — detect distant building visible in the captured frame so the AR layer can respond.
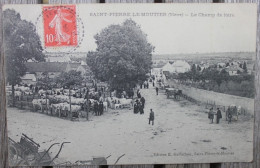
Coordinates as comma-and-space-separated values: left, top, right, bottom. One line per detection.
25, 62, 68, 79
77, 64, 92, 76
46, 55, 71, 62
151, 64, 164, 76
172, 60, 191, 73
217, 62, 226, 68
20, 74, 37, 85
225, 65, 244, 76
23, 62, 91, 85
44, 52, 87, 63
162, 62, 175, 74
160, 60, 191, 76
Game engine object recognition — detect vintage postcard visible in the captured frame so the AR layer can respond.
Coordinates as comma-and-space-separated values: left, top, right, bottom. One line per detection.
2, 3, 257, 166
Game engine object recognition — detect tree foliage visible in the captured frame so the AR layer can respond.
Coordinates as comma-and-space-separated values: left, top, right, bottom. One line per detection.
3, 9, 45, 86
55, 70, 83, 88
37, 72, 56, 90
87, 19, 154, 90
178, 66, 254, 98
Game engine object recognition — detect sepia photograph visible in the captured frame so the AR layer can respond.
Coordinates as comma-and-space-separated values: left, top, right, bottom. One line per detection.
2, 3, 257, 166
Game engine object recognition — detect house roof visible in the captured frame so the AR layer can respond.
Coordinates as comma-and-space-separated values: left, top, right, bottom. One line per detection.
68, 63, 81, 70
226, 65, 244, 72
25, 62, 82, 73
46, 56, 71, 62
162, 62, 174, 72
152, 64, 164, 68
21, 74, 36, 81
25, 62, 68, 72
172, 60, 190, 68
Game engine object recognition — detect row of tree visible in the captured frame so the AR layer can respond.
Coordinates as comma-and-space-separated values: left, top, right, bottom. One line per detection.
177, 64, 254, 98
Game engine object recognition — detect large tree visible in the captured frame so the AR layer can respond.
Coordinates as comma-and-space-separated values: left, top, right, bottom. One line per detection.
55, 70, 83, 89
3, 9, 45, 105
87, 19, 154, 91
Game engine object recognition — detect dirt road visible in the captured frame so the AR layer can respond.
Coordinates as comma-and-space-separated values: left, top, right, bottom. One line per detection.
7, 85, 253, 165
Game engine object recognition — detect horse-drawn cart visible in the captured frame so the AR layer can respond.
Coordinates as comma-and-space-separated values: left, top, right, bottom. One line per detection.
226, 105, 239, 121
166, 88, 182, 100
8, 133, 70, 166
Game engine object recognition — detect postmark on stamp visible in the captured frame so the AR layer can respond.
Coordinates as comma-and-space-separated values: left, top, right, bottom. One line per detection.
43, 5, 77, 47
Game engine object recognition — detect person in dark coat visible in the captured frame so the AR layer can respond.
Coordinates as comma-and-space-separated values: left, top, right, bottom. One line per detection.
128, 90, 134, 99
137, 100, 141, 113
156, 87, 159, 95
35, 86, 39, 93
208, 108, 214, 124
99, 101, 104, 115
95, 84, 98, 92
149, 109, 154, 125
134, 103, 138, 114
227, 108, 232, 124
140, 97, 145, 108
216, 108, 222, 124
139, 103, 144, 115
137, 90, 141, 98
136, 89, 140, 97
94, 101, 99, 116
153, 81, 155, 87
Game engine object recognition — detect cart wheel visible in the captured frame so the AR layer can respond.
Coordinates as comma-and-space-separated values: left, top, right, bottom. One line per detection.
25, 153, 37, 162
8, 145, 19, 165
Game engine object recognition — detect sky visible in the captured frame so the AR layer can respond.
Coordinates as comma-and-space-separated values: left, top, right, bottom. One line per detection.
3, 3, 257, 55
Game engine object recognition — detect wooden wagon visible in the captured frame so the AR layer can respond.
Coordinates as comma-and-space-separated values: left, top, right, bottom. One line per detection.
8, 133, 70, 166
166, 88, 182, 100
226, 105, 239, 121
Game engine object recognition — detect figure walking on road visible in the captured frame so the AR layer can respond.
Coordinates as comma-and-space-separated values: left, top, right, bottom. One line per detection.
216, 108, 222, 124
208, 108, 214, 124
149, 109, 154, 125
99, 101, 104, 116
156, 87, 159, 95
94, 101, 98, 116
140, 97, 145, 108
227, 110, 232, 124
133, 102, 138, 114
140, 105, 144, 115
137, 90, 141, 98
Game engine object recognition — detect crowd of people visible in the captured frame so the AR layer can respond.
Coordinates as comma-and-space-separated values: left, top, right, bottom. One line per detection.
134, 89, 146, 114
208, 108, 223, 124
133, 82, 155, 126
92, 100, 104, 116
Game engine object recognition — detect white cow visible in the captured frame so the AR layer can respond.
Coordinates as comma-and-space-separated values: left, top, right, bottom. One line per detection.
118, 98, 133, 108
14, 91, 22, 100
71, 97, 85, 105
32, 99, 50, 111
103, 102, 108, 112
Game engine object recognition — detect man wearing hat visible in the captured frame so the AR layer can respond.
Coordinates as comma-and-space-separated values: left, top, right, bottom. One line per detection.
216, 108, 222, 124
149, 109, 155, 125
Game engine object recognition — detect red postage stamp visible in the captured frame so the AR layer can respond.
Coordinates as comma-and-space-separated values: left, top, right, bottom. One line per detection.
43, 5, 77, 47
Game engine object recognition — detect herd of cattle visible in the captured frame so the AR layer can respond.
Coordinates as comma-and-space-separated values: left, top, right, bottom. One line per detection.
6, 80, 247, 122
6, 85, 135, 120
